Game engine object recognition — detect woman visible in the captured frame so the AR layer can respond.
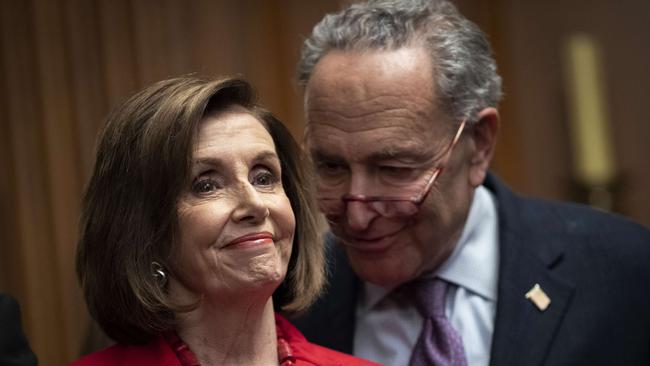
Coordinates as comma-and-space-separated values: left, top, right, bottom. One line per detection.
71, 76, 377, 366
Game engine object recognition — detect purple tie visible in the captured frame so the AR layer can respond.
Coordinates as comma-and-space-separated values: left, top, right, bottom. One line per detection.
407, 278, 468, 366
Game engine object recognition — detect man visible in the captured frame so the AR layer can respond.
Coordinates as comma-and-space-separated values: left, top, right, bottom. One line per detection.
292, 0, 650, 365
0, 293, 37, 366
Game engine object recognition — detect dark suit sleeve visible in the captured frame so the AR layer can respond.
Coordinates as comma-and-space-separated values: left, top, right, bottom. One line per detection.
0, 294, 37, 366
291, 238, 360, 353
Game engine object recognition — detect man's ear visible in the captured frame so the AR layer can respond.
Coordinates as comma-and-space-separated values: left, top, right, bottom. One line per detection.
467, 107, 499, 187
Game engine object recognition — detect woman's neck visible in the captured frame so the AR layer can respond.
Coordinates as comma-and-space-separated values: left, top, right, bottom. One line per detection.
175, 295, 279, 366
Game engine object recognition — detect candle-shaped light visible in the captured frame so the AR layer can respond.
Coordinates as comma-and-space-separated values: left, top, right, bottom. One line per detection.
562, 34, 616, 186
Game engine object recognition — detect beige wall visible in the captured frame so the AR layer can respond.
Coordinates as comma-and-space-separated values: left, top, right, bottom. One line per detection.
0, 0, 647, 364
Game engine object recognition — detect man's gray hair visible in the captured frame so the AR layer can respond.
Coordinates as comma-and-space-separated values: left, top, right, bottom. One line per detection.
298, 0, 502, 125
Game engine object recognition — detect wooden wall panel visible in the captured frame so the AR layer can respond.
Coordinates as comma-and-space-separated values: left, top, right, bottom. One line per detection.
270, 0, 345, 136
131, 0, 179, 83
1, 0, 65, 364
0, 1, 14, 294
469, 0, 528, 190
98, 0, 139, 106
63, 0, 109, 175
0, 1, 344, 364
238, 1, 290, 123
159, 0, 192, 76
185, 1, 242, 76
496, 0, 650, 224
32, 0, 84, 360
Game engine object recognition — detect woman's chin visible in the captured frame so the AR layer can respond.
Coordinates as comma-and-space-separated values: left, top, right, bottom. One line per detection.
244, 268, 286, 289
210, 269, 286, 303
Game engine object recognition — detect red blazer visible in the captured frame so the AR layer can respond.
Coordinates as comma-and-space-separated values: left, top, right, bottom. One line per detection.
69, 314, 378, 366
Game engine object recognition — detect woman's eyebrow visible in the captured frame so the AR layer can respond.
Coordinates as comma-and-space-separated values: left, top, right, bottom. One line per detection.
192, 157, 224, 168
253, 150, 280, 163
192, 150, 280, 168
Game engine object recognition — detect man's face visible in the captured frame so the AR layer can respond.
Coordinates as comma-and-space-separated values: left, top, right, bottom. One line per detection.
305, 47, 478, 287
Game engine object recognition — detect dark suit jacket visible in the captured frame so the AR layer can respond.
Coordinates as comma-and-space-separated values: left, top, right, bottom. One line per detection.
0, 294, 37, 366
292, 174, 650, 365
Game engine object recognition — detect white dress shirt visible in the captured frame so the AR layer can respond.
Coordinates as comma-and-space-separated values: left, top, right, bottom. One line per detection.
354, 185, 500, 366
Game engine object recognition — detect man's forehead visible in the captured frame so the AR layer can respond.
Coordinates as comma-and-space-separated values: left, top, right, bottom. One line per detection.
306, 48, 436, 102
304, 47, 454, 163
308, 126, 447, 164
306, 107, 437, 133
308, 48, 433, 84
305, 95, 452, 145
303, 47, 450, 127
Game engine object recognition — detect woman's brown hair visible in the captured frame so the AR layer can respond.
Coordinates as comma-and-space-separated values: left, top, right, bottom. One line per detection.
77, 76, 324, 344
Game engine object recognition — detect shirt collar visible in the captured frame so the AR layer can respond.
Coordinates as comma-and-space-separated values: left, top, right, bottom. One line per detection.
436, 185, 499, 301
360, 185, 500, 311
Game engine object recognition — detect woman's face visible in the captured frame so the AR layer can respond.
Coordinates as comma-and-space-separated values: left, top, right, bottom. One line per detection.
170, 107, 295, 303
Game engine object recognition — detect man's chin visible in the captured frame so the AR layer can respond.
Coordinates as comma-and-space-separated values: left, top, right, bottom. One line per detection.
345, 251, 417, 288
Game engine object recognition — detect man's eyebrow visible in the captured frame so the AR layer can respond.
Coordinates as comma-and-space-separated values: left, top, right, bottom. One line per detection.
369, 139, 450, 164
366, 149, 431, 163
310, 148, 436, 166
310, 150, 344, 162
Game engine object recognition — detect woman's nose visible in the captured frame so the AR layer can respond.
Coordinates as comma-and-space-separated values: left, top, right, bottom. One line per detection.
231, 183, 270, 224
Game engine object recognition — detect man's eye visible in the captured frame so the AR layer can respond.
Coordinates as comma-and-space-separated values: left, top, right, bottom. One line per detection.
317, 161, 346, 176
379, 165, 413, 175
192, 179, 220, 194
378, 166, 419, 182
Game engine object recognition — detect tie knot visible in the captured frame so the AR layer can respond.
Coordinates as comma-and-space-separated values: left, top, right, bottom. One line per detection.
403, 278, 448, 318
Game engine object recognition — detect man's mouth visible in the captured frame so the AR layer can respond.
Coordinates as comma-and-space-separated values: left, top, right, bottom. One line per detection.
337, 230, 402, 252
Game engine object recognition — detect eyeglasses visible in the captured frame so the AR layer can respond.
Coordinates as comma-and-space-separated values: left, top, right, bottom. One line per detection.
316, 120, 466, 219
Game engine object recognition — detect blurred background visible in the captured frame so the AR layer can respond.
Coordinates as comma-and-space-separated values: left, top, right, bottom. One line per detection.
0, 0, 648, 364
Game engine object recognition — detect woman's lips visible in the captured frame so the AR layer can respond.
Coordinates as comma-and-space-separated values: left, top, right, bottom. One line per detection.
224, 232, 274, 249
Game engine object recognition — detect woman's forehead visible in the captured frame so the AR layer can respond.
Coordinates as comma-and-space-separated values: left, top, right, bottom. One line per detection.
194, 111, 273, 151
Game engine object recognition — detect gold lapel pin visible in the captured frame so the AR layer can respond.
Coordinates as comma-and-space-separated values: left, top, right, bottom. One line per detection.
525, 283, 551, 311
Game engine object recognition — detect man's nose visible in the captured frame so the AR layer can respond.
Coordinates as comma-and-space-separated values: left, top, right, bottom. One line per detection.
231, 183, 269, 224
345, 200, 379, 231
342, 173, 379, 231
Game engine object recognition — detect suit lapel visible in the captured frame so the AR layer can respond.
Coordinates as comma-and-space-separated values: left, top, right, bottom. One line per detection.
486, 175, 575, 366
489, 231, 575, 366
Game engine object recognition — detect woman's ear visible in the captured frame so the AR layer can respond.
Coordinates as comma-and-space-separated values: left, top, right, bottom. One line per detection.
467, 107, 499, 187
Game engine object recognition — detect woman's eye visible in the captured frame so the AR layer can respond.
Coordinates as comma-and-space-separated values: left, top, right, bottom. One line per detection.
251, 168, 278, 187
192, 179, 220, 194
